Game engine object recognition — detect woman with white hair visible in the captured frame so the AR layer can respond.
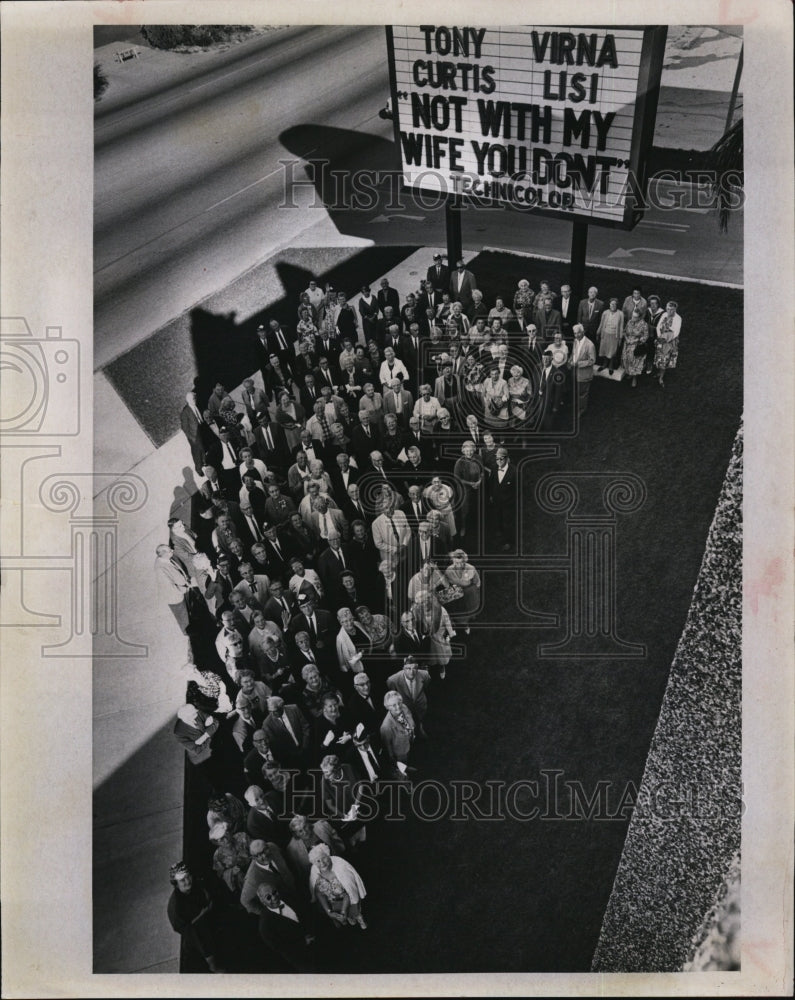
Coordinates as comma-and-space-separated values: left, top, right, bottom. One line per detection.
513, 279, 535, 329
308, 842, 368, 929
335, 606, 371, 675
358, 382, 385, 432
412, 589, 455, 679
286, 814, 345, 885
443, 549, 481, 635
453, 440, 483, 539
652, 300, 682, 388
413, 383, 442, 432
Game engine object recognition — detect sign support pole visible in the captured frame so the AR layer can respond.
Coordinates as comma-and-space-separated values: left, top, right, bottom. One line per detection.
445, 195, 463, 267
570, 221, 589, 303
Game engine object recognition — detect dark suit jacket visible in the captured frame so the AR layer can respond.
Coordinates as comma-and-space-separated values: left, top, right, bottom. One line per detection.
577, 297, 605, 338
393, 627, 431, 660
253, 421, 291, 473
377, 286, 400, 316
317, 544, 354, 595
449, 268, 477, 308
262, 705, 311, 764
425, 264, 450, 294
489, 462, 517, 513
349, 424, 382, 468
258, 898, 315, 972
288, 608, 336, 650
262, 591, 298, 628
344, 691, 384, 747
534, 307, 562, 343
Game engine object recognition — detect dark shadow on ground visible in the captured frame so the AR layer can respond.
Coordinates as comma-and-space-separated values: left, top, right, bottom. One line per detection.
104, 245, 419, 447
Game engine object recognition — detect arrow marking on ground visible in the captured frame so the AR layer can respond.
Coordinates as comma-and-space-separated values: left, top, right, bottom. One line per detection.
607, 246, 677, 259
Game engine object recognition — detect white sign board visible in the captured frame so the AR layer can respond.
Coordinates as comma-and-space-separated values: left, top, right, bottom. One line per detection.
387, 25, 667, 228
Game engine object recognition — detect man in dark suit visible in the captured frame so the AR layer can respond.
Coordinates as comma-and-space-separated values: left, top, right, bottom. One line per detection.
262, 579, 297, 630
449, 259, 478, 311
315, 335, 341, 370
253, 416, 291, 476
180, 391, 218, 476
404, 485, 429, 532
536, 353, 565, 428
256, 885, 316, 972
253, 324, 272, 384
316, 534, 353, 595
344, 671, 384, 748
425, 253, 450, 296
397, 323, 421, 394
404, 416, 434, 465
288, 593, 335, 661
393, 610, 431, 659
339, 483, 371, 527
576, 286, 605, 339
401, 449, 428, 497
266, 319, 294, 367
329, 452, 359, 501
258, 525, 290, 580
534, 297, 562, 345
349, 411, 381, 469
377, 277, 400, 316
518, 322, 544, 375
487, 447, 517, 552
262, 696, 311, 771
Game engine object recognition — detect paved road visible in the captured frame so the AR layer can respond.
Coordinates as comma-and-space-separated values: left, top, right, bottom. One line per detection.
95, 25, 742, 373
94, 26, 391, 368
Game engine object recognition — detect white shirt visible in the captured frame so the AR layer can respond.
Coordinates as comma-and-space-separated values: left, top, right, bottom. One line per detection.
497, 464, 509, 483
239, 458, 268, 480
266, 902, 299, 923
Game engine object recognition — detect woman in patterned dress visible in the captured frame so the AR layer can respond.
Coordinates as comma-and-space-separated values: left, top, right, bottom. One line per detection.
513, 279, 535, 327
621, 308, 650, 387
482, 365, 510, 430
308, 843, 368, 929
653, 301, 682, 387
354, 604, 394, 656
443, 549, 481, 634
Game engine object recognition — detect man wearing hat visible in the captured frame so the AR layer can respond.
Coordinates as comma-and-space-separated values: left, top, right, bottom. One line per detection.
425, 252, 450, 296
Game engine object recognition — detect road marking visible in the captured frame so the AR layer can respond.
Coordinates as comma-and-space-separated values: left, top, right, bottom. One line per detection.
369, 214, 425, 223
638, 220, 690, 232
607, 247, 676, 259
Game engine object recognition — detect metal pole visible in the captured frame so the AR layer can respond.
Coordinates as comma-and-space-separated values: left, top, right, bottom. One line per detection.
725, 43, 743, 134
570, 221, 588, 303
445, 195, 463, 267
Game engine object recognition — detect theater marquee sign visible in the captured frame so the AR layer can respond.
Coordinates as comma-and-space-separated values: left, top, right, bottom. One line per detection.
386, 25, 667, 228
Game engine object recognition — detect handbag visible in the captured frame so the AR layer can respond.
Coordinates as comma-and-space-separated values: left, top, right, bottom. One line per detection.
436, 583, 464, 605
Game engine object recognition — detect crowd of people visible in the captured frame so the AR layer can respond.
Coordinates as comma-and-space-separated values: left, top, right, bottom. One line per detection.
161, 252, 684, 972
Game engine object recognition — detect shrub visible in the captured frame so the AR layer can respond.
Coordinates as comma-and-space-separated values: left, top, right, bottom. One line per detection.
141, 25, 253, 50
94, 62, 109, 101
